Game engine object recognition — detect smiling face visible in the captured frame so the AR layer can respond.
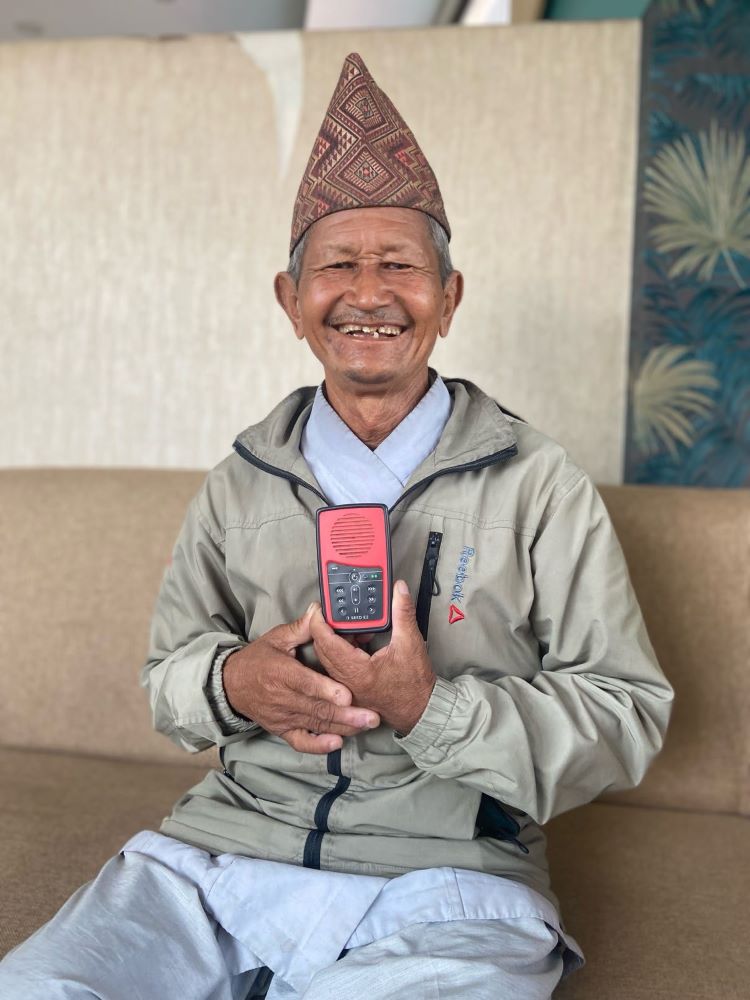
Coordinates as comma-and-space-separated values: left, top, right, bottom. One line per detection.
274, 207, 463, 397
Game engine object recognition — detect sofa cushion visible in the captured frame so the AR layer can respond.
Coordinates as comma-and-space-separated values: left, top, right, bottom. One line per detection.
598, 485, 750, 816
548, 801, 750, 1000
0, 468, 207, 766
0, 746, 205, 957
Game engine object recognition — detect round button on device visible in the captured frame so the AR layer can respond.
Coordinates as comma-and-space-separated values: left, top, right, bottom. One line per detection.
349, 571, 360, 582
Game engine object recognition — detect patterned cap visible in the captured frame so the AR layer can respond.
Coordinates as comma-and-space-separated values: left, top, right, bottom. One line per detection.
290, 52, 450, 253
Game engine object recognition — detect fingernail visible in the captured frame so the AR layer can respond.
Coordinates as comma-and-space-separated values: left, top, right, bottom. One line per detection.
306, 602, 317, 615
396, 580, 409, 596
358, 714, 377, 728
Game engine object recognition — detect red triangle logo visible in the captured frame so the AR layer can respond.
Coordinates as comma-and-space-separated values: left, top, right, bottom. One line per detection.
448, 604, 465, 624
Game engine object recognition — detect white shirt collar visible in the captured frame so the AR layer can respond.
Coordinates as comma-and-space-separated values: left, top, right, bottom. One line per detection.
300, 373, 452, 508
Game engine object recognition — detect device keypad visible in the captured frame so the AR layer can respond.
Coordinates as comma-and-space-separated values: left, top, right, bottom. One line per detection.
327, 563, 383, 622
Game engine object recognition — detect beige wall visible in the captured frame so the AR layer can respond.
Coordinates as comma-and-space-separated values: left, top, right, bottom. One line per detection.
0, 22, 640, 482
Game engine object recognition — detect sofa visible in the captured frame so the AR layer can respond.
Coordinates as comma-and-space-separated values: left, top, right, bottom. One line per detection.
1, 468, 748, 997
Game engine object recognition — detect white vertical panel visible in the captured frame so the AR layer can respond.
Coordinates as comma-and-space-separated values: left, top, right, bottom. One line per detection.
235, 31, 304, 180
461, 0, 512, 26
305, 0, 444, 30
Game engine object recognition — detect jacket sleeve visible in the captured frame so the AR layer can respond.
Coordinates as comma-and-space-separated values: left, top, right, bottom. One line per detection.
395, 470, 675, 824
140, 492, 261, 753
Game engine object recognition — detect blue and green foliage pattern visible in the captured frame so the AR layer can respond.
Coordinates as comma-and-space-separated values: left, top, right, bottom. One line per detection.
625, 0, 750, 486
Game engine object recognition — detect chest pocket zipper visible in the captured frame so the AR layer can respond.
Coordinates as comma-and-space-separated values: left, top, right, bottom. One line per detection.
415, 530, 442, 641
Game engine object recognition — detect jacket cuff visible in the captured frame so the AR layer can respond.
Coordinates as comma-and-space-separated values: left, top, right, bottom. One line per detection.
393, 675, 458, 764
205, 646, 259, 736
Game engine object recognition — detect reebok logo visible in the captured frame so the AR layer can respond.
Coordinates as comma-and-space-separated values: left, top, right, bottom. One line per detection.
449, 545, 475, 623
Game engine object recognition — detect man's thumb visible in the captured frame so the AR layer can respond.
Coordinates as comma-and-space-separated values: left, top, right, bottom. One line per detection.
391, 580, 418, 640
279, 601, 317, 648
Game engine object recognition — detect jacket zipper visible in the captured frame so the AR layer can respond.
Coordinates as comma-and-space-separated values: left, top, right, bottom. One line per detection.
232, 436, 520, 865
415, 530, 442, 641
303, 749, 350, 868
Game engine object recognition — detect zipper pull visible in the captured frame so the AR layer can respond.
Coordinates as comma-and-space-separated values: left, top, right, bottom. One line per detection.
416, 531, 443, 640
426, 531, 442, 594
427, 530, 442, 562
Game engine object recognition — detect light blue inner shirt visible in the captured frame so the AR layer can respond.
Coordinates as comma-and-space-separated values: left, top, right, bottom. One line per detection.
300, 373, 452, 508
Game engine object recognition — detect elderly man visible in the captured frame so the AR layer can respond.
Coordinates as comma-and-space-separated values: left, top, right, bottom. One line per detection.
0, 53, 673, 1000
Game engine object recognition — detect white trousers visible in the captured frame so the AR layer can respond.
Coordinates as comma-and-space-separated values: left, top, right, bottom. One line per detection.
0, 850, 571, 1000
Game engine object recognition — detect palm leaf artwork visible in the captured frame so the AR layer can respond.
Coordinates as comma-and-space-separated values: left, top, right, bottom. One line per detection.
652, 0, 748, 67
645, 283, 750, 348
657, 0, 716, 17
679, 353, 750, 486
708, 0, 750, 60
678, 73, 750, 129
644, 122, 750, 289
653, 0, 716, 66
649, 110, 687, 147
631, 345, 719, 459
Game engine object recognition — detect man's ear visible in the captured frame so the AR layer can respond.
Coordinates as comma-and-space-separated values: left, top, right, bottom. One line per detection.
439, 270, 464, 339
274, 272, 305, 341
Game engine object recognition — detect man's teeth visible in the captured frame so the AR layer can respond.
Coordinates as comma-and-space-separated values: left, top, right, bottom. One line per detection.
337, 324, 402, 337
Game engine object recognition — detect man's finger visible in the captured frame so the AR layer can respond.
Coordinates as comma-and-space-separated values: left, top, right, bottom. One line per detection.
298, 697, 379, 735
291, 660, 353, 707
267, 602, 317, 653
282, 728, 342, 755
390, 580, 420, 645
310, 608, 371, 670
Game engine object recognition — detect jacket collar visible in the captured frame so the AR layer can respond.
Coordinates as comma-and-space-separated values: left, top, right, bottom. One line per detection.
233, 373, 518, 496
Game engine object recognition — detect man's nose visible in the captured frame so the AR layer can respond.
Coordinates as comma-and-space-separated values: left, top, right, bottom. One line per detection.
343, 263, 392, 310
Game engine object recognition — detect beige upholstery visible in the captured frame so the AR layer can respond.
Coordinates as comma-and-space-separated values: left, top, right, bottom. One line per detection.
0, 747, 201, 958
548, 803, 750, 999
0, 468, 208, 766
1, 468, 749, 998
597, 485, 750, 817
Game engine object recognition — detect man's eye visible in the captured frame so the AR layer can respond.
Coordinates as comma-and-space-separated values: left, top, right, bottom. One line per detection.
384, 262, 409, 270
328, 261, 353, 269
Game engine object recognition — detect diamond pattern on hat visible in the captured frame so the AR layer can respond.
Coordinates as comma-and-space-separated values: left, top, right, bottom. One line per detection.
342, 148, 398, 195
342, 87, 386, 131
290, 52, 450, 252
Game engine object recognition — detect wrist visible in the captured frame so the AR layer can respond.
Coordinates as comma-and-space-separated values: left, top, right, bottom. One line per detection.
222, 648, 246, 717
206, 645, 255, 735
392, 675, 436, 737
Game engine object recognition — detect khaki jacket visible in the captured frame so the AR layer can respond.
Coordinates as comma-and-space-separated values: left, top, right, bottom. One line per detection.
142, 378, 674, 911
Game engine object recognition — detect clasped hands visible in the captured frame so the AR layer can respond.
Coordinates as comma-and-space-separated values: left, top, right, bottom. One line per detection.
223, 580, 436, 755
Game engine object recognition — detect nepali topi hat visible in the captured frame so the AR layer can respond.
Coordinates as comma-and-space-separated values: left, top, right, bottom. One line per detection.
289, 52, 450, 253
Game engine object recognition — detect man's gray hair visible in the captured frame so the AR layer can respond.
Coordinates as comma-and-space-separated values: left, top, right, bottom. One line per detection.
286, 213, 453, 286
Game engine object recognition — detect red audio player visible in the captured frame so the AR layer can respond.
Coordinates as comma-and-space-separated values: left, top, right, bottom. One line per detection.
316, 504, 392, 634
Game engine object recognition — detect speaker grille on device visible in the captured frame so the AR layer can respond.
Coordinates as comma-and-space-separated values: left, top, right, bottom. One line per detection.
330, 511, 375, 558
